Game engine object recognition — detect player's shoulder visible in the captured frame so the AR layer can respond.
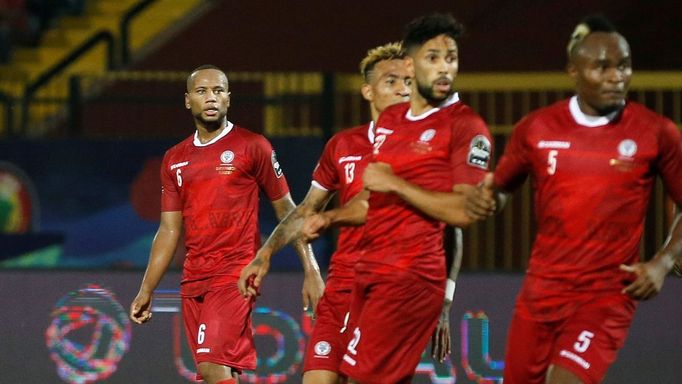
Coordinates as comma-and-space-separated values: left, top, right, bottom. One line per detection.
444, 100, 490, 133
514, 99, 570, 132
164, 134, 194, 157
624, 100, 675, 127
379, 101, 410, 121
445, 100, 485, 122
331, 123, 371, 141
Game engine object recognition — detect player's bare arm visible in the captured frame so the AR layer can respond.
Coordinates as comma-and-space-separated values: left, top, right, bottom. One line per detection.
301, 190, 370, 242
130, 211, 183, 324
238, 188, 331, 298
621, 202, 682, 300
431, 227, 463, 362
363, 162, 479, 227
268, 193, 325, 313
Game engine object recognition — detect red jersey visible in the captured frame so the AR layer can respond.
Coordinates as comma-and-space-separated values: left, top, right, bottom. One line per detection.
494, 97, 682, 316
312, 123, 374, 291
161, 122, 290, 296
358, 95, 492, 285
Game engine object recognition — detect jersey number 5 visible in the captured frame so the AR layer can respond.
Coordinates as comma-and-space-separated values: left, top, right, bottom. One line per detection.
573, 330, 594, 353
547, 150, 558, 175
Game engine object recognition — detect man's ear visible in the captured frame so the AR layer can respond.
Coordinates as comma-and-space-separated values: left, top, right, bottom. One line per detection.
566, 62, 578, 81
361, 83, 372, 102
184, 93, 190, 109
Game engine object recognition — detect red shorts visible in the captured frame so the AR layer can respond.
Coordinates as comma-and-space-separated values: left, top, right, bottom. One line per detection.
302, 288, 352, 373
503, 293, 636, 384
339, 271, 443, 384
182, 282, 256, 376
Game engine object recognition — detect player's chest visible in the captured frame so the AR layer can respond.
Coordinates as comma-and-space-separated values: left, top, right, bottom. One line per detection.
170, 147, 254, 190
374, 124, 451, 168
527, 127, 656, 180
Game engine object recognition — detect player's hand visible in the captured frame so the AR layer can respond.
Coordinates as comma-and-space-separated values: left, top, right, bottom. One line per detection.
301, 269, 325, 319
238, 254, 269, 299
431, 300, 452, 362
456, 172, 496, 220
363, 162, 401, 193
130, 291, 153, 325
620, 260, 669, 300
302, 213, 331, 242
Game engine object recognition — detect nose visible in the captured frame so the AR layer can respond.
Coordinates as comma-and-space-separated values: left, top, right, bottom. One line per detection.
607, 67, 626, 83
398, 80, 411, 96
205, 89, 218, 101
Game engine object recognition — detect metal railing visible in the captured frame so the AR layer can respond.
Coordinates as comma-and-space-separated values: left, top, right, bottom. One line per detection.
63, 70, 682, 270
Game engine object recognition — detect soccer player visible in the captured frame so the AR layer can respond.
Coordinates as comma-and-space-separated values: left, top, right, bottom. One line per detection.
128, 65, 323, 384
302, 13, 493, 383
238, 42, 412, 384
469, 15, 682, 384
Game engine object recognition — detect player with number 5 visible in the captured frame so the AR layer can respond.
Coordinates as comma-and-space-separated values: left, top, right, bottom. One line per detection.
467, 15, 682, 384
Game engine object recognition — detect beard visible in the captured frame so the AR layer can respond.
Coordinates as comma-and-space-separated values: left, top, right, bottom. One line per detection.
416, 81, 453, 103
196, 112, 227, 131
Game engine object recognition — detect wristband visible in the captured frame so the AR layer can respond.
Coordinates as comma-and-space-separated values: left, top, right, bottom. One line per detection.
445, 278, 456, 301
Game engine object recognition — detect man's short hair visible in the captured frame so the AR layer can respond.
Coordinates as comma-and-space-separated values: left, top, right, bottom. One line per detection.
566, 14, 618, 60
186, 64, 227, 91
402, 13, 465, 54
359, 42, 406, 82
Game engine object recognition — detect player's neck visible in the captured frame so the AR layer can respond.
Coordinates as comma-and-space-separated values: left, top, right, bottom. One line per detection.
196, 121, 227, 144
410, 94, 439, 116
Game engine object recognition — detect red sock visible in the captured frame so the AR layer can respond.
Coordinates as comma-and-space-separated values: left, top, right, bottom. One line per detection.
217, 379, 236, 384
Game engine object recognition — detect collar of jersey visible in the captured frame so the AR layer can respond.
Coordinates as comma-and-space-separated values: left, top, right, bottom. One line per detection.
367, 121, 375, 143
193, 121, 234, 146
569, 96, 622, 127
405, 92, 460, 121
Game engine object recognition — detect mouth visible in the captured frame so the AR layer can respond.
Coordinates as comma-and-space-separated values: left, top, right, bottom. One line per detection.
204, 107, 219, 117
434, 78, 452, 93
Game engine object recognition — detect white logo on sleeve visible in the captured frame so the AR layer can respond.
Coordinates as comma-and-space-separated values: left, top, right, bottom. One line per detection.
314, 341, 332, 357
271, 151, 283, 178
467, 135, 491, 169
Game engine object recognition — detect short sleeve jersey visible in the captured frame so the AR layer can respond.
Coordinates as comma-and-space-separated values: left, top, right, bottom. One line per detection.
358, 95, 492, 285
495, 97, 682, 292
160, 122, 289, 296
311, 123, 374, 291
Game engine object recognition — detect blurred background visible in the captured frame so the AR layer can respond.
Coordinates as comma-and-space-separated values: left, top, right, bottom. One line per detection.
0, 1, 680, 383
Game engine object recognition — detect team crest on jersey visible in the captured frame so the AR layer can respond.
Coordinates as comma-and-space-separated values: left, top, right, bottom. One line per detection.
220, 150, 235, 163
419, 129, 436, 142
314, 341, 331, 356
617, 139, 637, 157
410, 128, 437, 154
610, 139, 638, 171
216, 151, 236, 175
467, 135, 491, 169
271, 151, 283, 178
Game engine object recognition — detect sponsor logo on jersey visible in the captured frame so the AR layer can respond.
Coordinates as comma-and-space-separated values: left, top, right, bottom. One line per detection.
538, 140, 571, 149
338, 155, 362, 164
220, 150, 235, 164
314, 341, 332, 357
467, 135, 491, 169
272, 151, 284, 178
197, 348, 211, 354
559, 349, 590, 369
617, 139, 637, 157
170, 161, 189, 170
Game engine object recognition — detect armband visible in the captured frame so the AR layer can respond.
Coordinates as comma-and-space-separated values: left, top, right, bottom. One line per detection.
445, 278, 456, 301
